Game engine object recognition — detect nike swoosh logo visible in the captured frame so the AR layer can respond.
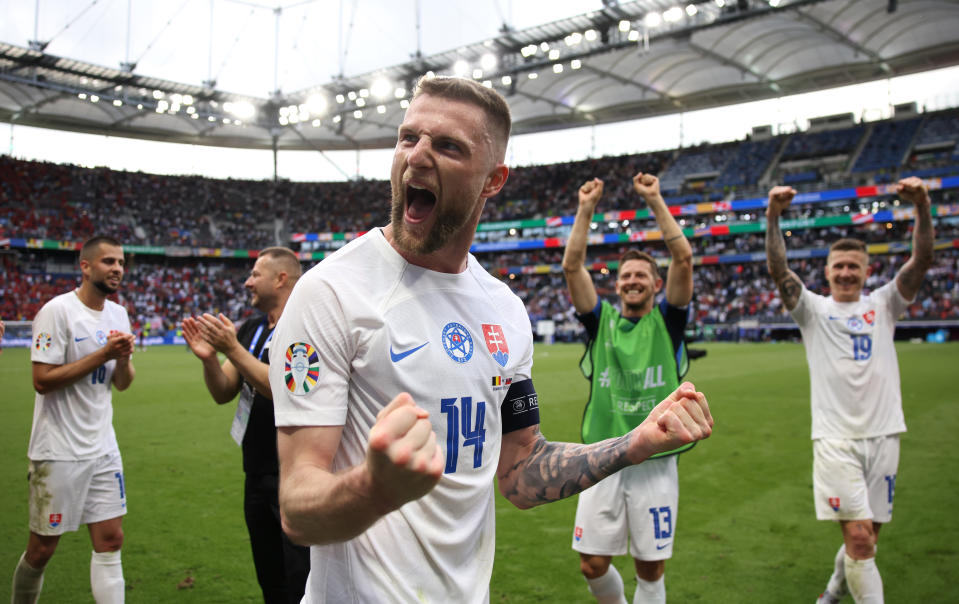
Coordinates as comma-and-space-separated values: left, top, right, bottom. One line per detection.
390, 342, 428, 362
74, 336, 89, 342
827, 316, 841, 321
655, 542, 672, 550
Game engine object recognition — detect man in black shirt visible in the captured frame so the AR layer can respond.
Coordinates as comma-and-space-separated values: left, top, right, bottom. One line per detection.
182, 247, 308, 604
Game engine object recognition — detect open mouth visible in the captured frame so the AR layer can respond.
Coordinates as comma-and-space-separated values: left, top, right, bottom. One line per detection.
406, 184, 436, 223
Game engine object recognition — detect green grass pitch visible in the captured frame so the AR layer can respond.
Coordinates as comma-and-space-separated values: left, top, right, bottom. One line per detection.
2, 341, 958, 602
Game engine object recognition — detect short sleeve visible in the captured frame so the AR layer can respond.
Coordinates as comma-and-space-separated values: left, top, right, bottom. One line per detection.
31, 299, 67, 365
269, 275, 356, 427
789, 283, 815, 327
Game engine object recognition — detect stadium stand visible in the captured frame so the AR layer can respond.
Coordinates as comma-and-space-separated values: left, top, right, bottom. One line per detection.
3, 108, 959, 343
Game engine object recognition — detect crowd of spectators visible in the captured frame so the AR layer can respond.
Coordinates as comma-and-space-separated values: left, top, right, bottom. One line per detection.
4, 108, 958, 252
3, 106, 959, 343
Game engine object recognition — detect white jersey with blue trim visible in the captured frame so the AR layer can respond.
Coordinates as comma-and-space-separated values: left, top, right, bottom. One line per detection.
28, 290, 130, 460
270, 228, 534, 604
790, 280, 909, 440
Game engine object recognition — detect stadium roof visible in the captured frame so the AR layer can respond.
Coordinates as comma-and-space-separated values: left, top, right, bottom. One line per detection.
1, 0, 958, 152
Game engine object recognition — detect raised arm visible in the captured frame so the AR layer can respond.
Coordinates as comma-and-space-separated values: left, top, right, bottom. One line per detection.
182, 316, 242, 404
894, 176, 935, 301
277, 392, 444, 545
561, 178, 602, 314
33, 331, 135, 394
497, 382, 712, 509
635, 173, 693, 307
765, 186, 803, 311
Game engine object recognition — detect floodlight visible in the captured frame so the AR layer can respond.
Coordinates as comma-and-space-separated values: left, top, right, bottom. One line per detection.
278, 116, 289, 125
628, 30, 640, 41
347, 91, 357, 100
584, 29, 597, 41
472, 69, 483, 79
619, 20, 631, 32
333, 115, 342, 123
501, 75, 512, 85
355, 98, 366, 107
571, 59, 582, 69
353, 110, 363, 118
453, 60, 469, 76
686, 4, 698, 15
90, 95, 99, 103
312, 118, 321, 126
370, 78, 391, 98
645, 12, 662, 27
548, 49, 560, 60
528, 72, 538, 79
553, 64, 563, 73
376, 105, 386, 114
307, 94, 327, 114
480, 53, 496, 70
540, 42, 549, 51
664, 7, 683, 22
400, 99, 410, 108
336, 94, 345, 103
359, 88, 369, 98
394, 87, 406, 98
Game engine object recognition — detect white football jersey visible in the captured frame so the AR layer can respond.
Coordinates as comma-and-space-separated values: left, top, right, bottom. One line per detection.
29, 291, 131, 460
270, 228, 534, 604
791, 281, 909, 440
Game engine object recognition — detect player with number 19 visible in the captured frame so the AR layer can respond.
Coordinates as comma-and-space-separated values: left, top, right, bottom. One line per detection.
764, 178, 934, 604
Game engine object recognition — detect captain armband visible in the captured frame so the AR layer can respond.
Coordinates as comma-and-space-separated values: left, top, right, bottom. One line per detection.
500, 379, 540, 434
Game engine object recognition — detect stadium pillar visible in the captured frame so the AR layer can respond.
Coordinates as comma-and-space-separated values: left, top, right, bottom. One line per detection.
272, 134, 279, 183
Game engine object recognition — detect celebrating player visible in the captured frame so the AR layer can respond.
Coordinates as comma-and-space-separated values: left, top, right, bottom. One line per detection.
764, 177, 934, 604
562, 174, 695, 604
182, 246, 309, 604
268, 75, 714, 603
12, 235, 136, 604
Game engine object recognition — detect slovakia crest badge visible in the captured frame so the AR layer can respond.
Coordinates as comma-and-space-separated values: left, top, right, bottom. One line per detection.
482, 324, 509, 367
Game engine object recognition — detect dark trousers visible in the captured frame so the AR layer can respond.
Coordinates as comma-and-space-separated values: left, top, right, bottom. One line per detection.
244, 473, 310, 604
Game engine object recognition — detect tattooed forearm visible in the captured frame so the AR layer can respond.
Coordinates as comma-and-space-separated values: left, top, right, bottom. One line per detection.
765, 215, 802, 310
765, 216, 788, 280
897, 202, 935, 298
499, 429, 633, 509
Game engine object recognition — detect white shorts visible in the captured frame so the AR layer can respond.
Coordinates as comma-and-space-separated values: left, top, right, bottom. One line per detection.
572, 455, 679, 561
813, 435, 899, 523
28, 451, 127, 536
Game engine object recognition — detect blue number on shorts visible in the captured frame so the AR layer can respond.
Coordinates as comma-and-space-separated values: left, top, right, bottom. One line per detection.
884, 474, 896, 504
114, 472, 126, 499
440, 397, 486, 474
648, 506, 673, 539
850, 334, 872, 360
91, 365, 107, 384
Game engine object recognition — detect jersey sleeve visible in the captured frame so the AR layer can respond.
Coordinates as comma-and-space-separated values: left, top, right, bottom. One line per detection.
659, 299, 688, 355
31, 298, 67, 365
576, 299, 602, 341
873, 280, 911, 319
789, 283, 816, 326
269, 274, 356, 428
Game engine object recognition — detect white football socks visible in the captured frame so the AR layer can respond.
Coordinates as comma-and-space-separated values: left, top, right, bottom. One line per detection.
11, 552, 44, 604
633, 574, 665, 604
586, 565, 628, 604
844, 553, 883, 603
823, 543, 849, 601
90, 550, 125, 603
